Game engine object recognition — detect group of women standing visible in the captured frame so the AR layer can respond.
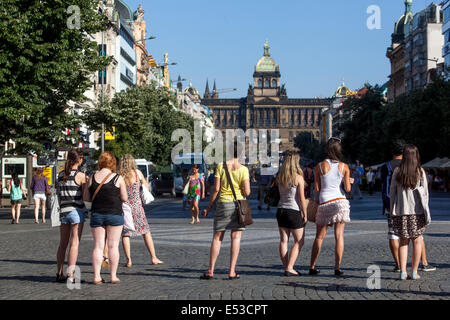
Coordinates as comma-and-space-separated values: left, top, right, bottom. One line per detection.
55, 149, 162, 284
53, 136, 431, 284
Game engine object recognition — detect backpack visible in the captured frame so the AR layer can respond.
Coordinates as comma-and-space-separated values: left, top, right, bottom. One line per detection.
381, 161, 393, 212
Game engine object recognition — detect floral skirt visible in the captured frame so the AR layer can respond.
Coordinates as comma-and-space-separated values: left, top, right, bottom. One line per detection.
316, 199, 351, 226
392, 214, 426, 239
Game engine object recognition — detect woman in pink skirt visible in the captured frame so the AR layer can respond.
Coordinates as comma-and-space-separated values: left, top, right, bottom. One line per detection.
309, 138, 352, 276
119, 155, 163, 267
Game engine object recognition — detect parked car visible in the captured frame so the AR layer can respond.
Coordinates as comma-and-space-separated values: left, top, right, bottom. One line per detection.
149, 172, 175, 196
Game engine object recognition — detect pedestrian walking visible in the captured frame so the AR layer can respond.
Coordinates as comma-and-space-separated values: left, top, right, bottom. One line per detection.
181, 169, 189, 210
55, 149, 87, 283
186, 164, 205, 224
366, 168, 375, 195
275, 150, 308, 276
30, 168, 50, 224
309, 138, 352, 276
390, 145, 432, 280
350, 165, 362, 200
83, 151, 128, 284
8, 173, 27, 224
258, 164, 273, 210
119, 154, 163, 267
200, 141, 250, 280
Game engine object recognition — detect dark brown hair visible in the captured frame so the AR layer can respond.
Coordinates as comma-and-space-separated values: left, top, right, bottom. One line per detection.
63, 149, 83, 182
34, 168, 43, 179
396, 144, 422, 189
325, 138, 342, 161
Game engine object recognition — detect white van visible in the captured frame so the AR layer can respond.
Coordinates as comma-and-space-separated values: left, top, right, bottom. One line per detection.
135, 159, 154, 183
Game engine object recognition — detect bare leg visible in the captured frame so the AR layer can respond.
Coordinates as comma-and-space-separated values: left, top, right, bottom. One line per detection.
399, 237, 409, 273
106, 225, 123, 282
194, 201, 200, 223
122, 236, 132, 266
229, 230, 242, 277
189, 201, 195, 224
143, 232, 163, 264
41, 200, 46, 223
92, 227, 106, 282
34, 199, 39, 222
11, 204, 16, 222
67, 224, 81, 277
206, 231, 225, 276
411, 236, 423, 273
56, 224, 71, 275
286, 228, 305, 274
278, 228, 290, 269
334, 222, 346, 270
310, 224, 328, 269
15, 204, 21, 223
420, 237, 428, 266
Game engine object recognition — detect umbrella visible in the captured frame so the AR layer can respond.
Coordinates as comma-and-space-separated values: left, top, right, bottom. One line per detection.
439, 161, 450, 169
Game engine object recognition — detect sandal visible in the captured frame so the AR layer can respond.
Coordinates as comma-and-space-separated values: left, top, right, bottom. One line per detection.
125, 262, 132, 268
101, 257, 109, 268
200, 273, 214, 280
56, 273, 67, 283
92, 279, 105, 285
228, 274, 240, 280
110, 279, 121, 284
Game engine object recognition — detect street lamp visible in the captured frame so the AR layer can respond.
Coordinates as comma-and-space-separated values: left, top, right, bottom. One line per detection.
135, 36, 157, 43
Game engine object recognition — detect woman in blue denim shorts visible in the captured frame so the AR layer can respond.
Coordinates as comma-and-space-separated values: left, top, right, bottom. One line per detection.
84, 151, 128, 284
56, 149, 87, 283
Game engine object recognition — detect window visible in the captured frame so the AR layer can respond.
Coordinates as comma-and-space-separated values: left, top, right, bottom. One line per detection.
272, 79, 277, 88
445, 6, 450, 24
258, 79, 262, 87
264, 79, 270, 88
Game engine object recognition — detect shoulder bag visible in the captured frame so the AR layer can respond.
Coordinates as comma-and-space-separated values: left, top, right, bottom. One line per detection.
84, 172, 113, 211
264, 179, 280, 207
416, 170, 431, 226
50, 186, 61, 227
223, 162, 253, 227
137, 170, 154, 205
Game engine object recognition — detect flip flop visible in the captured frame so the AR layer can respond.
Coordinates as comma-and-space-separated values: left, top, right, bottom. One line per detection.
110, 279, 121, 284
152, 261, 164, 265
92, 279, 105, 285
228, 274, 240, 280
200, 273, 214, 280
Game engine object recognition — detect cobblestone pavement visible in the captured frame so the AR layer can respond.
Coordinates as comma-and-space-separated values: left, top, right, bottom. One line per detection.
0, 190, 449, 300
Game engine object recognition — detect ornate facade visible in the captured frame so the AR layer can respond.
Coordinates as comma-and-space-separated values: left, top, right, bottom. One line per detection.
202, 42, 331, 151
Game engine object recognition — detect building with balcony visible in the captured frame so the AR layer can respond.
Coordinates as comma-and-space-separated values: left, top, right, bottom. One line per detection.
443, 0, 450, 79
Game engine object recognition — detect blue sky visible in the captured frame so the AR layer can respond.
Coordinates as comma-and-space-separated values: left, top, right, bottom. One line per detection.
125, 0, 435, 98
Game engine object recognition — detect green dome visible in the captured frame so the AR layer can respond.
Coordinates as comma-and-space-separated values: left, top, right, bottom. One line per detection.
255, 42, 278, 73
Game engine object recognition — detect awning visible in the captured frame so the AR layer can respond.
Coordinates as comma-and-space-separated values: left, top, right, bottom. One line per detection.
422, 157, 450, 169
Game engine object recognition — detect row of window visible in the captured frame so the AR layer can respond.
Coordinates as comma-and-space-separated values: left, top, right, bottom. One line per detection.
257, 79, 277, 88
444, 5, 450, 24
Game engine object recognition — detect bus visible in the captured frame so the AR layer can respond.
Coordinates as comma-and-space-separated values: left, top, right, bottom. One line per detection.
172, 153, 208, 196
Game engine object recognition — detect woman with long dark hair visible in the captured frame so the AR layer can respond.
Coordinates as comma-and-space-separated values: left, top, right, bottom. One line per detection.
56, 149, 87, 283
309, 138, 352, 276
390, 145, 431, 280
8, 173, 27, 224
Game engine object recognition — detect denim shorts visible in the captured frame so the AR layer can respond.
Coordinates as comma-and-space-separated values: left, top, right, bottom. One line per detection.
61, 209, 86, 225
90, 212, 124, 228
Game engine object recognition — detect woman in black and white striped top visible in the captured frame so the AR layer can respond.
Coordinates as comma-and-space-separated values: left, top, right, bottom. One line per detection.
55, 149, 87, 283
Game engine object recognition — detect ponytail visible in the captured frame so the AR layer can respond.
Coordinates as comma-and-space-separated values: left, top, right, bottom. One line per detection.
63, 149, 82, 182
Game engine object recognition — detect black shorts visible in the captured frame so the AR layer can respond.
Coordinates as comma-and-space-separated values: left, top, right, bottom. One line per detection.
276, 208, 305, 230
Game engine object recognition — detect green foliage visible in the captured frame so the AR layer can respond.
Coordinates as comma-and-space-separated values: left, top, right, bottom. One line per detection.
84, 83, 195, 166
340, 79, 450, 165
0, 0, 111, 155
293, 132, 325, 162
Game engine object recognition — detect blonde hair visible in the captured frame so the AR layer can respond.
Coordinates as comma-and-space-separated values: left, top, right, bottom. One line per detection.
277, 151, 303, 188
118, 154, 137, 186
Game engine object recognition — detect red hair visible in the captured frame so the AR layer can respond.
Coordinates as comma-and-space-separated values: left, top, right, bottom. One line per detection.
98, 151, 117, 172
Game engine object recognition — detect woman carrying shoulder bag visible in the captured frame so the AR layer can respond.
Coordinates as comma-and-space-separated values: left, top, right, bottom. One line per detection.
84, 151, 128, 284
390, 144, 431, 280
200, 141, 251, 280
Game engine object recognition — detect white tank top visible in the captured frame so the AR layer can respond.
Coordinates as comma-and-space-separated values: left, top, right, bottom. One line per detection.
319, 159, 346, 204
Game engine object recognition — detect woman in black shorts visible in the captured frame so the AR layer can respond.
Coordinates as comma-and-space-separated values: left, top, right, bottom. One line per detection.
275, 151, 308, 276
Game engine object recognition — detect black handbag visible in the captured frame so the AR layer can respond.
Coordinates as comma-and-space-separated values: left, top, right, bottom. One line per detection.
264, 183, 280, 207
223, 162, 253, 227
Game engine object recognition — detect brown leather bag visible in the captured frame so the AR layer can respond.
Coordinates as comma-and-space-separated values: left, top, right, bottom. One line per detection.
223, 162, 253, 227
305, 198, 319, 223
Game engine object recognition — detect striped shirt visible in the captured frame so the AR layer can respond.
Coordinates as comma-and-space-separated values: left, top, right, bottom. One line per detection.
57, 170, 87, 216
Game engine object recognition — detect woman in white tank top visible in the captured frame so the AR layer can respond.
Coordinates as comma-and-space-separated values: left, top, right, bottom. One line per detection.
309, 138, 352, 276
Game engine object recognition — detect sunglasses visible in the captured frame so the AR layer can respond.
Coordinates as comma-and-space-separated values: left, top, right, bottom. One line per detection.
329, 137, 341, 143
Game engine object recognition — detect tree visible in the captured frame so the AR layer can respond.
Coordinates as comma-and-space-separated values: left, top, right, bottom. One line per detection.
0, 0, 111, 155
84, 83, 196, 166
294, 132, 325, 163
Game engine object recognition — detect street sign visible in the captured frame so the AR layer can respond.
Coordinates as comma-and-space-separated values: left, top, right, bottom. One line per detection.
105, 126, 115, 140
43, 167, 52, 186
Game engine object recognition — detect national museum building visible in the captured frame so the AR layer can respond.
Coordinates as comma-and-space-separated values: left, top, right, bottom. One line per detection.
201, 42, 332, 151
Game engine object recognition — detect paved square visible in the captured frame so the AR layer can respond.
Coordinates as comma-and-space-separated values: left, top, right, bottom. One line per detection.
0, 190, 449, 300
